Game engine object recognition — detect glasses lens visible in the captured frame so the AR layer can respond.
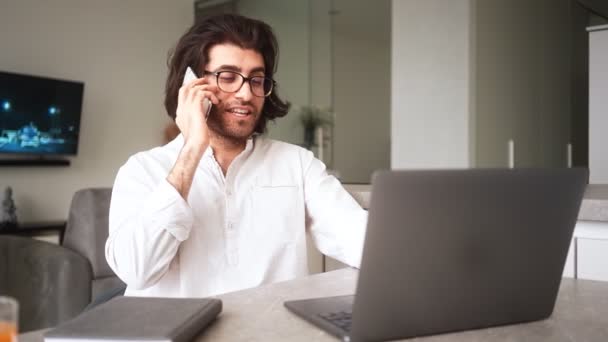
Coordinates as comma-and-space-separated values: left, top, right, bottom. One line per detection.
217, 72, 242, 93
250, 77, 274, 97
216, 71, 274, 97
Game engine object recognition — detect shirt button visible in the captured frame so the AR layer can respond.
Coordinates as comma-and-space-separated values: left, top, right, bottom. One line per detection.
226, 189, 232, 197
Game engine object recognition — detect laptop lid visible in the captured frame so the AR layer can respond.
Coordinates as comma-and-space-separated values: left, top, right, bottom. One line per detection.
349, 168, 587, 341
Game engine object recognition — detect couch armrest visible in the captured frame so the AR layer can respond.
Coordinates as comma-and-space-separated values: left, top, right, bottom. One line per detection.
0, 236, 92, 332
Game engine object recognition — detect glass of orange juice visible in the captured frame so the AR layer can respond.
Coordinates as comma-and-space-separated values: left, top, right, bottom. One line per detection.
0, 296, 17, 342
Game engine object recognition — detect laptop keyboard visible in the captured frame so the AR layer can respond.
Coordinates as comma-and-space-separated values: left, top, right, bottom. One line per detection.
318, 310, 353, 332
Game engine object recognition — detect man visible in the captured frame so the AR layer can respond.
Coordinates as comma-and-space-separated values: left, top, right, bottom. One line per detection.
105, 14, 367, 298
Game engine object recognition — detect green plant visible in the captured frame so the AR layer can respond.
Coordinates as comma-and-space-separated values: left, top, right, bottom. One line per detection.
297, 105, 333, 149
299, 105, 333, 130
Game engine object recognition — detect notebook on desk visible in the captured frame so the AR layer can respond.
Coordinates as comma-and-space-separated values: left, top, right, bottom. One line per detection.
285, 168, 587, 342
44, 296, 222, 342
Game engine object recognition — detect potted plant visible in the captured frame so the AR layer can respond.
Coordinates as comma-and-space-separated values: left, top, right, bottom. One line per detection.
298, 105, 333, 149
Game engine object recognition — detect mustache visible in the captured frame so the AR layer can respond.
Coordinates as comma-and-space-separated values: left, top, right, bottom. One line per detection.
208, 101, 258, 117
221, 100, 255, 108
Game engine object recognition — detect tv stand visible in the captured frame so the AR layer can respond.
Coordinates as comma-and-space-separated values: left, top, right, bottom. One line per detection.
0, 158, 70, 167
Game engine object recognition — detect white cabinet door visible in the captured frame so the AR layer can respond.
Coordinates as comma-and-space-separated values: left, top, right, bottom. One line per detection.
563, 239, 575, 278
577, 238, 608, 281
574, 221, 608, 281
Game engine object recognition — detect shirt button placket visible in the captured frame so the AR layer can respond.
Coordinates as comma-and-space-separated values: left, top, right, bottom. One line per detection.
226, 222, 238, 265
224, 178, 239, 265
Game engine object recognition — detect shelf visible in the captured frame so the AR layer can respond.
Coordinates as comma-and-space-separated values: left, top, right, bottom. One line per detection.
0, 220, 67, 244
0, 159, 70, 166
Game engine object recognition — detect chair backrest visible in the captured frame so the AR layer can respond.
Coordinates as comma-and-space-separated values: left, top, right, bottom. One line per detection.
62, 188, 124, 299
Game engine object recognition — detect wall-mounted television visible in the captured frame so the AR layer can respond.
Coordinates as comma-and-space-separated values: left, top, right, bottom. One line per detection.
0, 70, 84, 157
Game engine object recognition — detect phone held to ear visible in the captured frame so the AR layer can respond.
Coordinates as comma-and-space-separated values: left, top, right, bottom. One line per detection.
183, 66, 212, 120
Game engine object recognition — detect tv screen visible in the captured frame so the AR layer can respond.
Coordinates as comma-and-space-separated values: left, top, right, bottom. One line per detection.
0, 71, 84, 156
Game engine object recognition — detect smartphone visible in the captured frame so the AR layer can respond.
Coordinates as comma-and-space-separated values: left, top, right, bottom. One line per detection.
183, 66, 212, 120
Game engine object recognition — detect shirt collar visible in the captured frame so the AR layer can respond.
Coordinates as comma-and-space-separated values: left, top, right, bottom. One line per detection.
170, 133, 257, 160
203, 136, 256, 159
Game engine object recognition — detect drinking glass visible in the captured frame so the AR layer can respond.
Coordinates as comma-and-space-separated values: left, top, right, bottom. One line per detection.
0, 296, 18, 342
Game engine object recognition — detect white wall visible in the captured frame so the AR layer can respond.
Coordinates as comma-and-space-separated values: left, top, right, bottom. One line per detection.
0, 0, 192, 221
391, 0, 473, 169
589, 26, 608, 183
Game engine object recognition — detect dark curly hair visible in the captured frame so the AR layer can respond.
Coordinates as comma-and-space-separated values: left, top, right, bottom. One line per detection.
164, 14, 290, 134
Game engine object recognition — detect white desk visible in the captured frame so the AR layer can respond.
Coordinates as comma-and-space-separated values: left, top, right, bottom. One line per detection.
20, 268, 608, 341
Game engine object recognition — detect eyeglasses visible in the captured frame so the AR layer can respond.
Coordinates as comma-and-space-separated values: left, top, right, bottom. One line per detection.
203, 70, 275, 97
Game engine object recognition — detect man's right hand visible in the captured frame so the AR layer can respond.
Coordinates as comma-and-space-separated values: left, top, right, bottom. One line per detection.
168, 76, 220, 200
175, 76, 220, 149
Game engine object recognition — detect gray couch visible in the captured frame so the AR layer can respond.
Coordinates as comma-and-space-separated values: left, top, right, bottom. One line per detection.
0, 188, 125, 332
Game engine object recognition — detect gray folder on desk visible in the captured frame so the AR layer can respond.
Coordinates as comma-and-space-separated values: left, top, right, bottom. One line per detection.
44, 296, 222, 342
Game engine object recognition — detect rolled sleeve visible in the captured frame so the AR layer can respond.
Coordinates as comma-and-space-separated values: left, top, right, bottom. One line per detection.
139, 179, 193, 242
106, 156, 194, 290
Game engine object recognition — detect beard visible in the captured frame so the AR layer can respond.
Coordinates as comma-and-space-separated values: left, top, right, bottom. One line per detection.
206, 101, 261, 143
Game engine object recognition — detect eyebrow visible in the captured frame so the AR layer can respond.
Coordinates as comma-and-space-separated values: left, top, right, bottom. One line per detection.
215, 65, 266, 74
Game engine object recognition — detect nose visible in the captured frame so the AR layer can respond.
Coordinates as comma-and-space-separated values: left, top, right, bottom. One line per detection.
235, 80, 254, 101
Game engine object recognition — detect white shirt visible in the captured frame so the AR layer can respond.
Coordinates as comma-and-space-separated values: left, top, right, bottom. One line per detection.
105, 135, 367, 298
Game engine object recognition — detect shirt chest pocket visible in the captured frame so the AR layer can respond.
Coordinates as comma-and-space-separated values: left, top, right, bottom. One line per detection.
251, 184, 300, 243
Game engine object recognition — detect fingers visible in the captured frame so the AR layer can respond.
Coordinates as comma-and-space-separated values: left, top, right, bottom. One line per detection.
190, 85, 220, 105
176, 75, 219, 139
179, 75, 216, 104
181, 80, 219, 104
186, 75, 212, 87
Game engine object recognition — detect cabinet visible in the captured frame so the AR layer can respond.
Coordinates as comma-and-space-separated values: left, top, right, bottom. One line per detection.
391, 1, 576, 170
323, 220, 608, 278
563, 239, 575, 278
474, 0, 573, 168
565, 220, 608, 281
0, 220, 66, 244
329, 187, 608, 279
578, 239, 608, 281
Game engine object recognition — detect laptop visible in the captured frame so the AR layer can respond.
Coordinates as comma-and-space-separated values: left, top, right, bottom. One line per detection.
285, 168, 587, 342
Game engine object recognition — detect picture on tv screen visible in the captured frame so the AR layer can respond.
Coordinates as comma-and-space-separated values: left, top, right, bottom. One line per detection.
0, 71, 84, 155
